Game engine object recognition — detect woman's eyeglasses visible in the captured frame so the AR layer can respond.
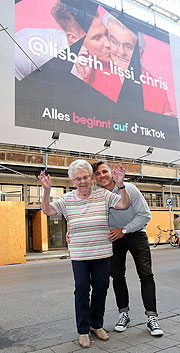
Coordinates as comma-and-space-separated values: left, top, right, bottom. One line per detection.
109, 35, 135, 51
73, 175, 91, 182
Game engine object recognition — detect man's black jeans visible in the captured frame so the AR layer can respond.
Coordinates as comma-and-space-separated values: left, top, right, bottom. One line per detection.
111, 231, 157, 316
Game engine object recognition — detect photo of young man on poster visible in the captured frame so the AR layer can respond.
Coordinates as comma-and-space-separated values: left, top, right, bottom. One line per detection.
15, 0, 85, 80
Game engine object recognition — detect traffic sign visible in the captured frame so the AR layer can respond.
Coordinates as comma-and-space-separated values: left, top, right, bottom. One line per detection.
166, 198, 173, 206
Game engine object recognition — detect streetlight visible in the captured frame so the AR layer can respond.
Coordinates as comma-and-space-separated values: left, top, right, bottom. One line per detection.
45, 131, 60, 170
136, 147, 154, 160
94, 140, 112, 156
169, 155, 180, 165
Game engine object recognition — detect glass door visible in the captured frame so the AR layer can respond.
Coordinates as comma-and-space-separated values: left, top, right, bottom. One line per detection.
48, 214, 67, 248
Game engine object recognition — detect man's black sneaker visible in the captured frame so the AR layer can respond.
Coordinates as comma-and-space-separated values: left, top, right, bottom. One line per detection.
147, 316, 163, 336
115, 312, 130, 332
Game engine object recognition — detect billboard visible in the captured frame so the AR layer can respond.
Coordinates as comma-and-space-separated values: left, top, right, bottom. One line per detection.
14, 0, 180, 151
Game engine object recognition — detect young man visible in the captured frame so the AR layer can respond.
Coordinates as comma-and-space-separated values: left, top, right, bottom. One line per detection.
92, 160, 163, 337
15, 0, 85, 80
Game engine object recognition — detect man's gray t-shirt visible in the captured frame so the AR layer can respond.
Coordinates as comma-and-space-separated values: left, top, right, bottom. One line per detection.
109, 182, 151, 233
15, 28, 68, 80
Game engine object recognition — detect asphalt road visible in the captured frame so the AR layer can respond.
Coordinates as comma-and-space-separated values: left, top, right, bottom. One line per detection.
0, 247, 180, 352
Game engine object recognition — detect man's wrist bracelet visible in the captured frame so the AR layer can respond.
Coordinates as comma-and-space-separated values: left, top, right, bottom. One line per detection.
117, 185, 125, 190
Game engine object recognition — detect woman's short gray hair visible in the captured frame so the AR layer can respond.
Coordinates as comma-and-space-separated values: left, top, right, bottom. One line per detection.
103, 12, 125, 30
68, 159, 93, 179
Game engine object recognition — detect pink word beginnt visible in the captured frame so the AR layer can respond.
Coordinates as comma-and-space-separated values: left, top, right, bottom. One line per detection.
73, 112, 111, 129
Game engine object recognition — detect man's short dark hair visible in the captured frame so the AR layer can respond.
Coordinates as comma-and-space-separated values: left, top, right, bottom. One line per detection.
51, 0, 85, 33
91, 160, 110, 173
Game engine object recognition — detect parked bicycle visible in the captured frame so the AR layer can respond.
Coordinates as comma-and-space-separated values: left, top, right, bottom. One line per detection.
153, 226, 179, 247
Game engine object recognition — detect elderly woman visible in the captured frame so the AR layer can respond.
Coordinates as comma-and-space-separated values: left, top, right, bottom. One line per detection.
40, 159, 130, 348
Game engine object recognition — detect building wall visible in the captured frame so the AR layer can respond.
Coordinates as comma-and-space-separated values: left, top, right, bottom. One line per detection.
147, 210, 178, 244
0, 201, 26, 265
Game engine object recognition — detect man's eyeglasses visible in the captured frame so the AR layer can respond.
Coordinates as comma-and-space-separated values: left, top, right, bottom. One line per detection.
109, 35, 135, 51
73, 175, 91, 182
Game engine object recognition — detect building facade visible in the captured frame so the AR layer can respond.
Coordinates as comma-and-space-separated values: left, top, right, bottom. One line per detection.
1, 143, 180, 252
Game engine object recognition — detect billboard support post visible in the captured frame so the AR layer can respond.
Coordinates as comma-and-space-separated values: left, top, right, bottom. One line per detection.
45, 131, 60, 170
0, 164, 37, 181
45, 153, 48, 171
0, 23, 42, 72
121, 0, 123, 11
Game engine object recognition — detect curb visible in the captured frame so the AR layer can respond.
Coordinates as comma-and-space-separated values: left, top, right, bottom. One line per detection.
26, 254, 70, 261
26, 244, 179, 262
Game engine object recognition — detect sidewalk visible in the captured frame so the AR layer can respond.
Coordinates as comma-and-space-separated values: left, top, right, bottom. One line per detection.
20, 311, 180, 353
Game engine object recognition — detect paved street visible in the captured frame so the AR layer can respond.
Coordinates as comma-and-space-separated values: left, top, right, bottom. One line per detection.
0, 246, 180, 352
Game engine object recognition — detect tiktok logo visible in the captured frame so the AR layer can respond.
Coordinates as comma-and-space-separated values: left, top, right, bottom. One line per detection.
131, 123, 139, 134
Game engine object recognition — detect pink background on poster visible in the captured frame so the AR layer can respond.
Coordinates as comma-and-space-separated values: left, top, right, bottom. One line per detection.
98, 5, 107, 19
15, 0, 61, 32
140, 33, 177, 117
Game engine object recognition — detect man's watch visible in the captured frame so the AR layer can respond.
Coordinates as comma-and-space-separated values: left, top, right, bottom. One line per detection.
122, 228, 127, 234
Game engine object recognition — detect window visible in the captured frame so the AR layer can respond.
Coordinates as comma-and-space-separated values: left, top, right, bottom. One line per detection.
0, 185, 22, 201
27, 186, 65, 204
28, 186, 41, 204
172, 194, 180, 208
39, 186, 65, 203
142, 192, 163, 207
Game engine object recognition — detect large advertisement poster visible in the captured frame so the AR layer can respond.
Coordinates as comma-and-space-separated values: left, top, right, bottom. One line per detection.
15, 0, 180, 151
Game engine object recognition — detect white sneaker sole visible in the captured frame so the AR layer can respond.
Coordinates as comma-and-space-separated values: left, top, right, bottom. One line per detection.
114, 323, 130, 332
147, 327, 163, 336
